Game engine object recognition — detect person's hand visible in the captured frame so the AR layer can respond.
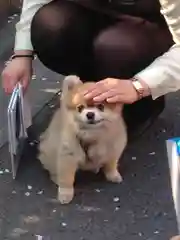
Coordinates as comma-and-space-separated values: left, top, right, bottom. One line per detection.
2, 56, 33, 94
83, 78, 139, 104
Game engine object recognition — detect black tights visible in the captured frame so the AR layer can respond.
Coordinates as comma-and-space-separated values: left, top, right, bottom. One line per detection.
31, 0, 173, 137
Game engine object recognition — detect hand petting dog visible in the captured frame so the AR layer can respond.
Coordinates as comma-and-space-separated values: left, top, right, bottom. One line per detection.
83, 78, 139, 104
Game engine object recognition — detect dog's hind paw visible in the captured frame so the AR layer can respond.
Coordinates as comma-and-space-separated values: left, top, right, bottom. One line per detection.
105, 170, 123, 183
58, 187, 74, 204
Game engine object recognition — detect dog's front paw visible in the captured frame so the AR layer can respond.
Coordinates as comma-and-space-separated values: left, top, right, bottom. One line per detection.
58, 187, 74, 204
105, 170, 123, 183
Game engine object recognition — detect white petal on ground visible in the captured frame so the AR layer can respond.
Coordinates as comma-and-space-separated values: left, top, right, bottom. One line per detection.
27, 185, 32, 190
149, 152, 156, 155
61, 222, 67, 227
95, 189, 101, 193
25, 192, 30, 196
37, 190, 43, 195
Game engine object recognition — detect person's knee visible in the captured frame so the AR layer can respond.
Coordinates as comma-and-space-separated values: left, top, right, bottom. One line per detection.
94, 28, 138, 77
31, 4, 62, 33
31, 1, 76, 42
94, 25, 146, 66
30, 0, 85, 73
93, 21, 173, 78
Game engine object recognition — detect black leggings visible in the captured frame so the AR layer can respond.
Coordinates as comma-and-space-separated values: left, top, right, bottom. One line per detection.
31, 0, 173, 137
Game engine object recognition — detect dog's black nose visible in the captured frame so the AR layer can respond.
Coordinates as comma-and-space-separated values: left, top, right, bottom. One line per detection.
86, 112, 95, 120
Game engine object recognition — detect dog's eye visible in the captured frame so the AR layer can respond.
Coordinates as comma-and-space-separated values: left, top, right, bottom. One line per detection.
77, 104, 85, 112
97, 104, 104, 111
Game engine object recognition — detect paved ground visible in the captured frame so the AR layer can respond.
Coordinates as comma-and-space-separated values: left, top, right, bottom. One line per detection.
0, 90, 179, 239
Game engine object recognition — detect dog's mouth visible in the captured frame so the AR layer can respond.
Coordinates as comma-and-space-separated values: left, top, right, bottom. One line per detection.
78, 119, 104, 129
87, 119, 103, 125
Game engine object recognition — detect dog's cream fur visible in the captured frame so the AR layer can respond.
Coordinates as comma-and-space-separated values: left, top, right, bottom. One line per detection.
39, 75, 127, 204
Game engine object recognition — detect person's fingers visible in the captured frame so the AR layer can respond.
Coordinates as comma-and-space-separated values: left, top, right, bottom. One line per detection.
2, 72, 8, 92
7, 83, 16, 94
84, 85, 108, 99
21, 76, 30, 93
2, 75, 16, 94
83, 85, 97, 95
95, 80, 108, 87
83, 81, 107, 96
98, 78, 118, 87
93, 89, 116, 102
83, 78, 118, 99
106, 94, 122, 103
107, 94, 135, 104
95, 79, 110, 85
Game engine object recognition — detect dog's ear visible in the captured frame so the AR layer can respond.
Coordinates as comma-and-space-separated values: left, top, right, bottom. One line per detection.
60, 75, 83, 106
63, 75, 82, 91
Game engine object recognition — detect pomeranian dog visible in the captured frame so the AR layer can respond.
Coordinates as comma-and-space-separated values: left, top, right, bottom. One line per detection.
39, 75, 127, 204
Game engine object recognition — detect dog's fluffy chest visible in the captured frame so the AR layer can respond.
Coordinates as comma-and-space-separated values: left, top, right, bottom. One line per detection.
79, 138, 112, 171
77, 122, 125, 171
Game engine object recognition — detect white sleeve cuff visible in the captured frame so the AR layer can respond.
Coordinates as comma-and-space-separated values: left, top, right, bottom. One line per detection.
14, 0, 53, 51
135, 44, 180, 100
14, 30, 33, 51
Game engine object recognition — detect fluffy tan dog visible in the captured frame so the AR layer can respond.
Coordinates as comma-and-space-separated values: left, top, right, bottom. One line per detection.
39, 75, 127, 204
